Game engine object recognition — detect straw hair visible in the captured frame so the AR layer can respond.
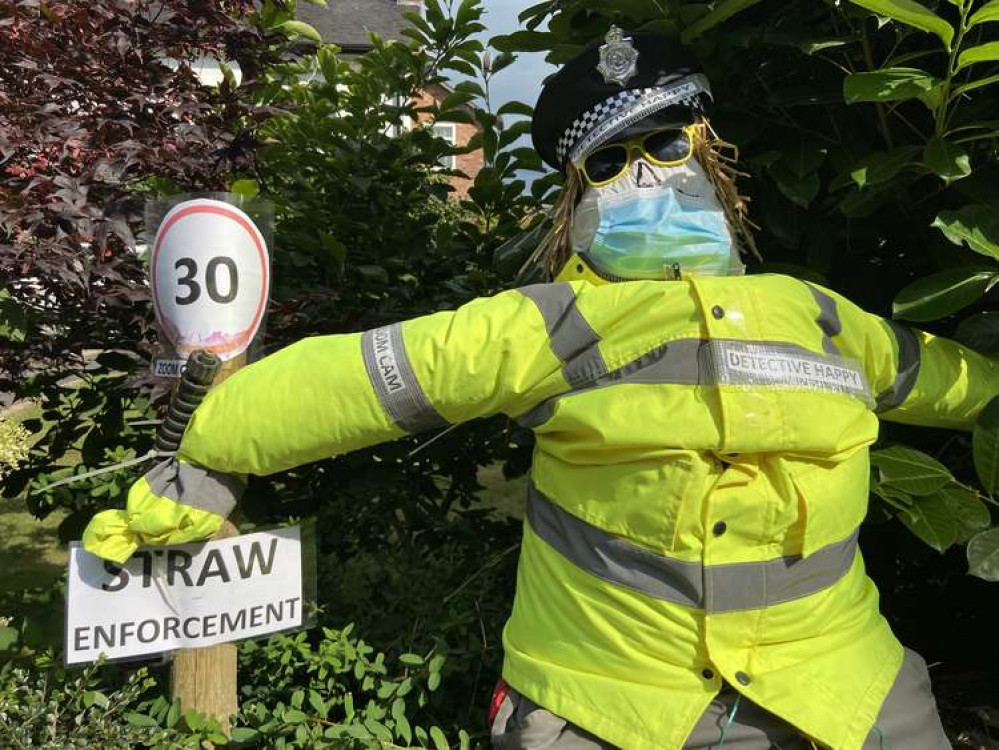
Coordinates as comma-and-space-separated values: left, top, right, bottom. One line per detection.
691, 118, 761, 262
522, 162, 585, 278
524, 116, 760, 279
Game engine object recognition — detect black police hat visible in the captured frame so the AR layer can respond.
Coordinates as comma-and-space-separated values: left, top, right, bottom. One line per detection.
531, 27, 712, 172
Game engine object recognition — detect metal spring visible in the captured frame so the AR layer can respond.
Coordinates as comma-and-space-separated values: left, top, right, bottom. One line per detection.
154, 350, 221, 453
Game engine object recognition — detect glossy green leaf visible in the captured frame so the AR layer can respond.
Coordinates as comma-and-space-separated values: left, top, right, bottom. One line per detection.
838, 179, 903, 217
798, 38, 854, 55
364, 719, 394, 742
932, 205, 999, 260
892, 267, 997, 322
230, 727, 260, 744
898, 493, 957, 552
849, 146, 920, 188
517, 0, 554, 23
969, 0, 999, 26
923, 136, 970, 183
937, 485, 992, 543
83, 690, 108, 709
497, 100, 534, 118
973, 397, 999, 494
428, 670, 442, 690
954, 73, 999, 97
165, 699, 181, 729
769, 164, 820, 208
871, 482, 914, 512
430, 725, 450, 750
681, 0, 763, 43
317, 45, 340, 84
124, 712, 159, 728
870, 445, 954, 495
441, 90, 477, 110
967, 527, 999, 581
229, 179, 260, 199
276, 20, 322, 44
780, 141, 827, 177
958, 41, 999, 71
845, 0, 954, 49
955, 312, 999, 354
843, 68, 939, 104
491, 30, 554, 53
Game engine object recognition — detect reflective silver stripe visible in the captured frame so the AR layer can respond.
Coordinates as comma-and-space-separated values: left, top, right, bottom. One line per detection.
804, 283, 843, 356
516, 339, 699, 428
518, 283, 608, 387
361, 324, 449, 434
876, 321, 921, 412
145, 459, 242, 517
516, 337, 873, 428
706, 340, 873, 405
527, 482, 859, 613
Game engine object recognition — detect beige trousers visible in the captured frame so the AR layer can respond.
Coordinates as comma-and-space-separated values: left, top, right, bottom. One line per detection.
490, 649, 952, 750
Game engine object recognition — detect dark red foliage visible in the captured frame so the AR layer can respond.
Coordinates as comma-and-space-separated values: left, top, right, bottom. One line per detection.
0, 0, 274, 389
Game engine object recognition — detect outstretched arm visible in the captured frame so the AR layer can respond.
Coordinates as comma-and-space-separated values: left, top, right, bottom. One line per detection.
813, 283, 999, 430
83, 285, 573, 562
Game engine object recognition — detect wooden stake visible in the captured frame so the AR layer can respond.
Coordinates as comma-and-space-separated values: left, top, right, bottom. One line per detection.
169, 355, 246, 732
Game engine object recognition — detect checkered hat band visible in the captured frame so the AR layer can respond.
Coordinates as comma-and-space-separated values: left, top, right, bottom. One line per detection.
557, 74, 712, 166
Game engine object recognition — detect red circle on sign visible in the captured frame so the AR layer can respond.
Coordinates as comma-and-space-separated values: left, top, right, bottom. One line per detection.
151, 201, 269, 358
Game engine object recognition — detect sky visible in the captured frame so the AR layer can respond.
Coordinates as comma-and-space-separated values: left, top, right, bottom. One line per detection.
478, 0, 554, 115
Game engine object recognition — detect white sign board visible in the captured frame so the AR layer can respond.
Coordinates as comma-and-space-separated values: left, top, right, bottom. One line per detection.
151, 198, 269, 362
66, 527, 303, 665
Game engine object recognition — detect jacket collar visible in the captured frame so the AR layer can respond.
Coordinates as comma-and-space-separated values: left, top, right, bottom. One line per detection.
555, 254, 613, 285
555, 254, 691, 284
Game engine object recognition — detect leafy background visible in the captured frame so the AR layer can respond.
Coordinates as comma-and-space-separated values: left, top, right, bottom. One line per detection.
2, 0, 999, 746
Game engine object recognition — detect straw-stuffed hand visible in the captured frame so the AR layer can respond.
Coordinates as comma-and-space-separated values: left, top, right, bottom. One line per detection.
82, 458, 244, 564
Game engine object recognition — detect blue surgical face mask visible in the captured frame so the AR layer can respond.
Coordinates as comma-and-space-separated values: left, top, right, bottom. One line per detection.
570, 157, 744, 280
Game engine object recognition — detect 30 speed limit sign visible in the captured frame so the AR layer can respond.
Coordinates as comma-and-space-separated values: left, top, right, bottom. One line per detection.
151, 199, 269, 362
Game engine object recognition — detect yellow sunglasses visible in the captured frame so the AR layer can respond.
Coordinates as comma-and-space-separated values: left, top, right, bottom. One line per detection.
578, 125, 699, 188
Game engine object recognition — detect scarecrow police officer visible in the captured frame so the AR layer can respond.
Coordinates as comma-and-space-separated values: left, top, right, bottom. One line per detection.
85, 29, 995, 749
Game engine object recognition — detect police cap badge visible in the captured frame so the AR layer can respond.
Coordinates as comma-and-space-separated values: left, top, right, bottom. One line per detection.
597, 26, 639, 86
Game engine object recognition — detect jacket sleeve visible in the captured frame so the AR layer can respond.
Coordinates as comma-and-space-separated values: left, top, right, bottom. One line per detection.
178, 286, 572, 476
822, 285, 999, 431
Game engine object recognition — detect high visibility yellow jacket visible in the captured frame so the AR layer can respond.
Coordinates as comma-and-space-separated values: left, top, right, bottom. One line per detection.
172, 258, 999, 750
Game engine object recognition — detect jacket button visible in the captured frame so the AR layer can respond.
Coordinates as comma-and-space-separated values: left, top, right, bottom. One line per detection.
735, 671, 752, 686
701, 668, 715, 680
712, 521, 727, 536
711, 305, 725, 319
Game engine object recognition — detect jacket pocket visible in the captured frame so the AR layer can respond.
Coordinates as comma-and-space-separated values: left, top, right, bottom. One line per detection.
789, 455, 868, 558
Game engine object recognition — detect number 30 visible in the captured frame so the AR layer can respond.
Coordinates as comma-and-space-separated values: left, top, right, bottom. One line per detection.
174, 256, 239, 305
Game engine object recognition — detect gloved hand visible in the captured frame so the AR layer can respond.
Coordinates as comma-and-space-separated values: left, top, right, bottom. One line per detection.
82, 458, 244, 564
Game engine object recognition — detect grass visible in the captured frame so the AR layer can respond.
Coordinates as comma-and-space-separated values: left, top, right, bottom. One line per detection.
0, 497, 68, 592
1, 401, 68, 593
476, 463, 527, 519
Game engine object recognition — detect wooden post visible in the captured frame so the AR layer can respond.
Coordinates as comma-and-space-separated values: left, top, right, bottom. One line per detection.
169, 355, 246, 731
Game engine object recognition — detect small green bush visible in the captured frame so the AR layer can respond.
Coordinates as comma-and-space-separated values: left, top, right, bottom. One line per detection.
0, 659, 196, 749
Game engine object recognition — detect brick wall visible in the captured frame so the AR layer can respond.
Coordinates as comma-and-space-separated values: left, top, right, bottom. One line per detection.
410, 86, 484, 199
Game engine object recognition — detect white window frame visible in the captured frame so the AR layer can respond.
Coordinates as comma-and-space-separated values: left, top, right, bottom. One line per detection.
432, 123, 458, 170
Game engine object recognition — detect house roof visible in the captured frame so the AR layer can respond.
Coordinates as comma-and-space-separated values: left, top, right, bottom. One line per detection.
297, 1, 418, 53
